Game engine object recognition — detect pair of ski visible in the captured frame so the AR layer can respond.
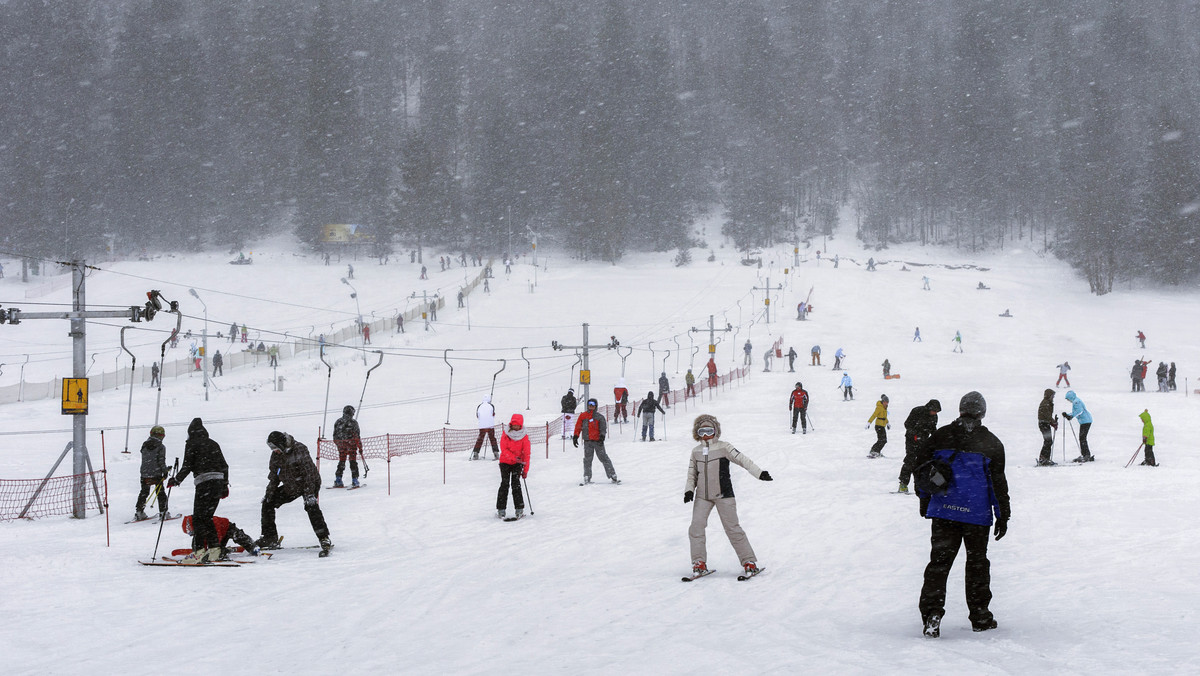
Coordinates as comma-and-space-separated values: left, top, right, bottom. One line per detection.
681, 567, 766, 582
327, 483, 364, 490
579, 478, 622, 486
124, 512, 181, 524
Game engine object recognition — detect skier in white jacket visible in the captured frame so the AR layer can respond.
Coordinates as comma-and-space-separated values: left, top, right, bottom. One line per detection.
684, 414, 773, 578
471, 394, 499, 460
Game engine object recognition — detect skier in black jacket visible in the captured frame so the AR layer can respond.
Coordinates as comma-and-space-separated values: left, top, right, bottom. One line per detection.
913, 392, 1010, 638
168, 418, 229, 563
1036, 389, 1058, 466
560, 388, 578, 440
332, 405, 362, 488
898, 399, 940, 492
258, 431, 332, 556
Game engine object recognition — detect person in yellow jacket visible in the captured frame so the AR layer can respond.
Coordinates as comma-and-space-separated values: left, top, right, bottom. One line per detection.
1139, 409, 1158, 466
867, 394, 891, 457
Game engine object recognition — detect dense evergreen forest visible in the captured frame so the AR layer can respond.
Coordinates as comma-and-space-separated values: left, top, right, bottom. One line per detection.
2, 0, 1198, 292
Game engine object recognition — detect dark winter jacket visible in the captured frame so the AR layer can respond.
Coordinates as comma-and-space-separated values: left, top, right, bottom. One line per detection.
915, 417, 1010, 522
1131, 361, 1143, 380
658, 375, 670, 394
638, 395, 665, 417
903, 401, 940, 450
266, 433, 321, 499
1037, 389, 1057, 426
213, 352, 223, 367
139, 435, 168, 480
333, 413, 362, 452
175, 418, 228, 487
561, 392, 577, 413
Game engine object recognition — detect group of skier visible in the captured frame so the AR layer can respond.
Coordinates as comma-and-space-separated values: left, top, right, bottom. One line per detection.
137, 412, 350, 562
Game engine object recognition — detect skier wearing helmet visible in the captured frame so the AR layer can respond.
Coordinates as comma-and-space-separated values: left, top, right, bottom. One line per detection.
333, 405, 363, 487
134, 425, 170, 521
867, 394, 890, 457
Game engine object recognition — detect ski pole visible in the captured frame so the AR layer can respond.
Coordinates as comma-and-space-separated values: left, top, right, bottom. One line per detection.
1124, 442, 1145, 468
522, 475, 534, 515
806, 410, 815, 431
152, 458, 179, 560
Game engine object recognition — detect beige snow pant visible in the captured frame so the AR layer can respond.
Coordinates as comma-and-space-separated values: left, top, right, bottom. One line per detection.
689, 497, 756, 565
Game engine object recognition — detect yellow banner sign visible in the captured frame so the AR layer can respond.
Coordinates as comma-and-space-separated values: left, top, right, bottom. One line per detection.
62, 378, 89, 415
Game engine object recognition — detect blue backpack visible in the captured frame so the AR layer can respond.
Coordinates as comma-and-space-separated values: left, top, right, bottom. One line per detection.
919, 449, 999, 527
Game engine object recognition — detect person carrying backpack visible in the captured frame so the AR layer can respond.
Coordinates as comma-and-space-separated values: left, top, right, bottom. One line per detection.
913, 391, 1010, 638
898, 399, 940, 492
789, 382, 810, 434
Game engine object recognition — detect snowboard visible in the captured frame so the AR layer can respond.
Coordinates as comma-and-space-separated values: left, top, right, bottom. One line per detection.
884, 374, 902, 380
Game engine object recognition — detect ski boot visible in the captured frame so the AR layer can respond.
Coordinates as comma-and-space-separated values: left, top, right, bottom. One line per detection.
868, 451, 882, 458
897, 482, 908, 493
497, 509, 506, 519
255, 535, 283, 551
352, 477, 360, 488
318, 536, 333, 558
333, 476, 344, 488
514, 509, 524, 520
1036, 458, 1057, 467
923, 615, 942, 638
610, 475, 621, 484
692, 560, 708, 576
743, 561, 759, 575
972, 618, 999, 633
1071, 454, 1094, 463
134, 510, 149, 521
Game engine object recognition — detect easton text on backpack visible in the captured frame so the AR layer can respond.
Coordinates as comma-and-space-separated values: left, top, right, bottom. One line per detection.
919, 449, 1000, 527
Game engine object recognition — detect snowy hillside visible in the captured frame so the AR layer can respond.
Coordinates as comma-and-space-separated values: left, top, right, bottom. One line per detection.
1, 224, 1198, 675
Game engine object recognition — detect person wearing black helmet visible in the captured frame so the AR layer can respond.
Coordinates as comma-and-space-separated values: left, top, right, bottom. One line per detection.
913, 391, 1010, 638
134, 425, 170, 521
167, 418, 229, 563
333, 405, 363, 487
788, 382, 809, 434
638, 391, 666, 441
866, 394, 890, 457
898, 400, 941, 492
572, 398, 619, 484
258, 431, 332, 557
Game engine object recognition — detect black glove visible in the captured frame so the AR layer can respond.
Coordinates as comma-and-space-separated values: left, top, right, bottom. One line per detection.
303, 494, 319, 508
1061, 412, 1070, 420
759, 471, 773, 481
571, 436, 579, 448
221, 482, 230, 499
994, 519, 1008, 541
167, 476, 179, 488
599, 434, 606, 442
684, 491, 694, 504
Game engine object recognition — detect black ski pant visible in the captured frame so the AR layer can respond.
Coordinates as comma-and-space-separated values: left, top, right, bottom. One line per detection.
919, 518, 994, 626
1143, 444, 1156, 465
899, 440, 919, 485
496, 463, 525, 511
135, 477, 169, 514
191, 481, 223, 550
1078, 422, 1092, 457
843, 386, 853, 400
472, 428, 499, 458
791, 408, 807, 432
261, 489, 330, 542
870, 425, 887, 454
1038, 422, 1055, 463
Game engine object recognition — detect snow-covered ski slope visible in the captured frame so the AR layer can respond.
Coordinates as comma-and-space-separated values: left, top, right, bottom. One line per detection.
2, 223, 1198, 675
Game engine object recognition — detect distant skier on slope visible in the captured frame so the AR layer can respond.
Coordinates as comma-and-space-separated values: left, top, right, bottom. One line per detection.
840, 372, 854, 401
789, 382, 809, 434
867, 394, 890, 457
1036, 389, 1059, 467
638, 391, 666, 441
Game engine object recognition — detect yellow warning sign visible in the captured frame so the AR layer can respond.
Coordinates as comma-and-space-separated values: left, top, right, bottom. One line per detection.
62, 378, 89, 415
708, 344, 717, 353
579, 369, 591, 385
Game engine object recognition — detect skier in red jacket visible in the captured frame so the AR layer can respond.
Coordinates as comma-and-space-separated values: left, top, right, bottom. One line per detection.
496, 414, 531, 519
789, 382, 810, 434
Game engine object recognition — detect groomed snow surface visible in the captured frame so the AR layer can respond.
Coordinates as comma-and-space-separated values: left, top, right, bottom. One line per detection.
2, 225, 1198, 675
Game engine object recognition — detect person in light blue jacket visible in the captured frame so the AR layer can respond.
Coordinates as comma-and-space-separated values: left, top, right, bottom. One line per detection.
839, 372, 854, 401
1062, 390, 1094, 462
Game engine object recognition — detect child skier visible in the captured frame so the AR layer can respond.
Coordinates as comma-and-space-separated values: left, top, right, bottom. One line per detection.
134, 426, 170, 521
1139, 409, 1157, 466
684, 414, 772, 579
497, 414, 530, 519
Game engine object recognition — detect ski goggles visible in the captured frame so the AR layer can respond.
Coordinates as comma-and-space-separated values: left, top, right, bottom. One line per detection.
509, 424, 523, 430
267, 442, 283, 453
696, 425, 717, 439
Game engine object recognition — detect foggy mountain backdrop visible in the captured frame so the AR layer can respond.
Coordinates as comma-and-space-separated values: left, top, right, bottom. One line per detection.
2, 0, 1199, 292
